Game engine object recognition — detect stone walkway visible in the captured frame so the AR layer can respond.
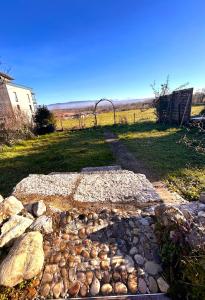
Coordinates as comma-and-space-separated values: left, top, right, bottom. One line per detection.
39, 206, 170, 298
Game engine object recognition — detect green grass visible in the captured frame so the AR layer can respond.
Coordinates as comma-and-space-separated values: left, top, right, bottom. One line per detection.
112, 122, 205, 200
0, 105, 204, 199
0, 128, 114, 197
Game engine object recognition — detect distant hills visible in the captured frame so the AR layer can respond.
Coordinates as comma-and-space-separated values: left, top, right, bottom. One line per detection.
47, 98, 152, 110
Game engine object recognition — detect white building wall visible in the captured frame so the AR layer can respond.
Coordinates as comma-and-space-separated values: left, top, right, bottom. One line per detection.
5, 84, 35, 121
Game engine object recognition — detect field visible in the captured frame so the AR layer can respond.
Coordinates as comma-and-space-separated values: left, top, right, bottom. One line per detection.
56, 105, 203, 129
0, 105, 204, 200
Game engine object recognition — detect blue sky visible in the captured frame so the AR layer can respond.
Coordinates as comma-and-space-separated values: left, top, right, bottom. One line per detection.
1, 0, 205, 105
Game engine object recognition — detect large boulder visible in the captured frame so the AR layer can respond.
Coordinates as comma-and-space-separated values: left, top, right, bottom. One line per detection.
0, 215, 33, 248
0, 231, 44, 287
0, 196, 24, 225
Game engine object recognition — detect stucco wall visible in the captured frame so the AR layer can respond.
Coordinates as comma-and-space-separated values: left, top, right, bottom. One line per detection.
5, 84, 35, 121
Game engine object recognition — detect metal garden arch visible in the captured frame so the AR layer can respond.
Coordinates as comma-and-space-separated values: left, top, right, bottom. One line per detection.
93, 98, 116, 126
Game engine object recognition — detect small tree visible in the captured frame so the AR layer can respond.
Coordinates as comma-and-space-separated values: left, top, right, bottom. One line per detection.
34, 105, 56, 135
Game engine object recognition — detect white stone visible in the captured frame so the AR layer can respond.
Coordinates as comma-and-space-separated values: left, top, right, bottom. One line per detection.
0, 232, 44, 287
0, 196, 24, 224
90, 277, 100, 296
32, 200, 46, 217
0, 215, 33, 248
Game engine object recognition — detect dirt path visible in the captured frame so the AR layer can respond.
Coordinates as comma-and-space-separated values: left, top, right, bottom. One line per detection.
104, 129, 186, 205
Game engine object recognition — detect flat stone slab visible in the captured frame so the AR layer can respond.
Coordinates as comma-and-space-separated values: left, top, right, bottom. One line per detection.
13, 170, 161, 205
75, 171, 161, 204
13, 173, 79, 197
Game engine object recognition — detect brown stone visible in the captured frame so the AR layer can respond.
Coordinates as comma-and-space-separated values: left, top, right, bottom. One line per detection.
113, 271, 121, 282
102, 271, 111, 283
40, 283, 50, 298
62, 233, 70, 241
81, 249, 90, 259
128, 274, 138, 294
61, 268, 68, 279
53, 281, 63, 299
77, 272, 86, 283
98, 250, 107, 260
90, 248, 98, 258
78, 228, 86, 239
114, 282, 127, 295
86, 270, 94, 285
75, 245, 83, 255
100, 260, 110, 270
69, 268, 77, 282
69, 281, 81, 297
80, 283, 89, 297
41, 272, 53, 283
101, 283, 113, 295
53, 252, 62, 264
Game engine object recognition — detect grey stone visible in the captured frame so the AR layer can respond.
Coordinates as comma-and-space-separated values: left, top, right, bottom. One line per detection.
134, 254, 144, 266
13, 173, 79, 197
13, 171, 161, 205
199, 192, 205, 204
74, 171, 161, 204
157, 276, 170, 293
145, 261, 162, 275
139, 217, 150, 226
30, 215, 53, 234
138, 278, 147, 293
32, 200, 46, 217
198, 211, 205, 218
148, 276, 158, 293
0, 215, 33, 248
129, 247, 138, 255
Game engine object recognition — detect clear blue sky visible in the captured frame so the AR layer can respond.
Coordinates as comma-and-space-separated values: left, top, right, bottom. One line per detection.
1, 0, 205, 105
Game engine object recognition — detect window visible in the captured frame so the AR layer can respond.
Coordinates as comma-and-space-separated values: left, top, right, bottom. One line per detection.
17, 105, 21, 111
14, 92, 18, 102
29, 105, 32, 112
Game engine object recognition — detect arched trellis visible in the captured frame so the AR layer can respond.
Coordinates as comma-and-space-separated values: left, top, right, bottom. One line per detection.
93, 98, 116, 126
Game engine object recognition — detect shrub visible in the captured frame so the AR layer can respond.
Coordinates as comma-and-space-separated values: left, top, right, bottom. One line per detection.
34, 106, 56, 135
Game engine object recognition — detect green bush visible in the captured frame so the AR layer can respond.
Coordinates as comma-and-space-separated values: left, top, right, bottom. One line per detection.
34, 105, 56, 135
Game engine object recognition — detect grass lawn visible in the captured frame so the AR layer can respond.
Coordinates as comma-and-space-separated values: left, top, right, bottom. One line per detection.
0, 128, 114, 197
112, 121, 205, 201
0, 105, 204, 199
